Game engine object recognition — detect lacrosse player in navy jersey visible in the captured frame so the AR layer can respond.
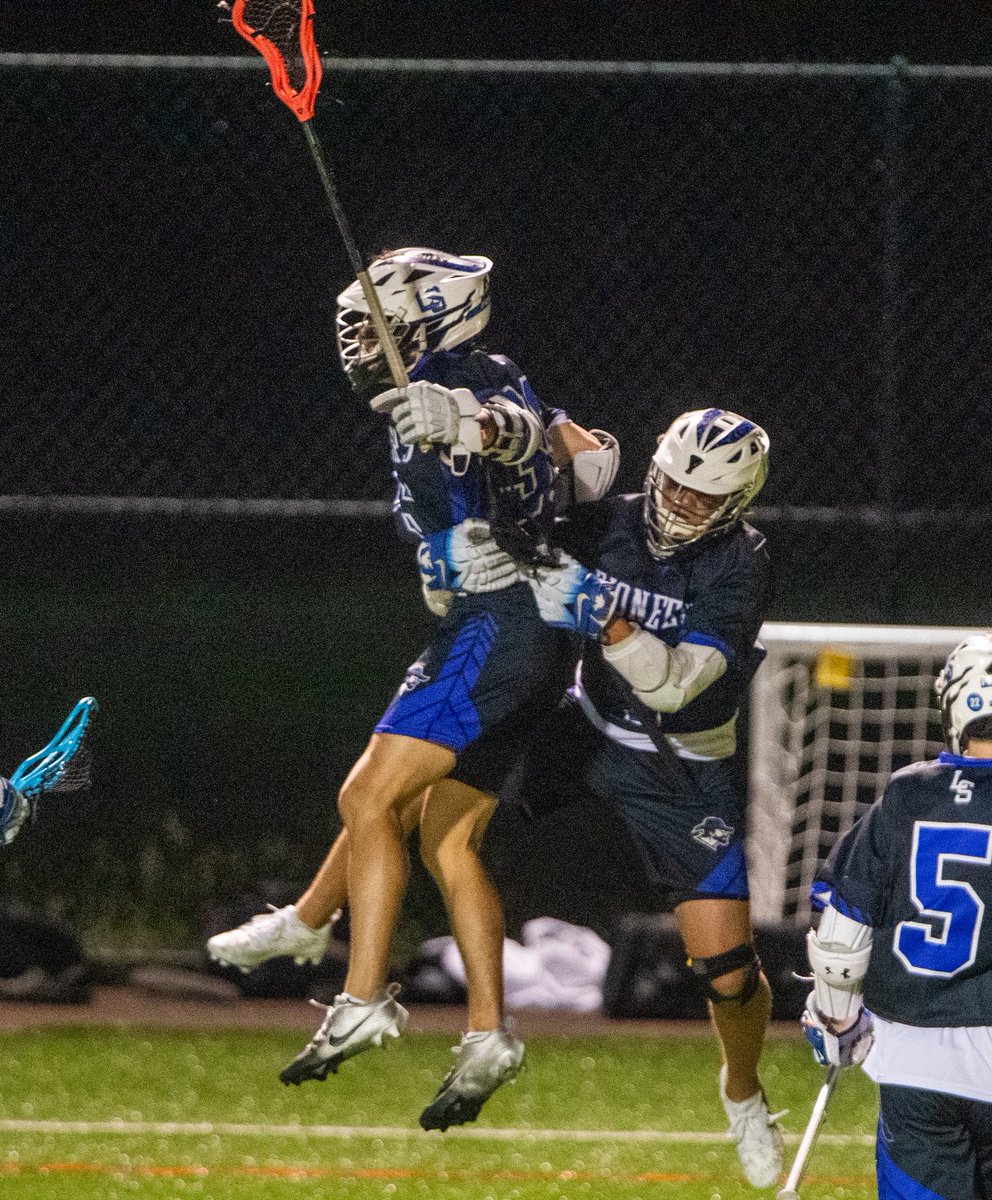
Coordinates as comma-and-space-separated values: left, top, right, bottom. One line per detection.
434, 408, 783, 1186
800, 632, 992, 1200
207, 247, 619, 1129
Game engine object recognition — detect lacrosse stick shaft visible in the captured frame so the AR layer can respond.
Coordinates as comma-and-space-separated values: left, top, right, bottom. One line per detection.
300, 120, 408, 390
776, 1065, 840, 1200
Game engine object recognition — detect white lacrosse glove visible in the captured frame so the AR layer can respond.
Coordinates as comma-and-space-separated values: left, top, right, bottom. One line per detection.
528, 552, 615, 638
419, 518, 524, 594
372, 381, 484, 452
801, 992, 874, 1067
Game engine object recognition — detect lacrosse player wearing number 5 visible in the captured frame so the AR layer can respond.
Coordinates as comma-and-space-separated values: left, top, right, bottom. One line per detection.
208, 248, 619, 1129
801, 633, 992, 1200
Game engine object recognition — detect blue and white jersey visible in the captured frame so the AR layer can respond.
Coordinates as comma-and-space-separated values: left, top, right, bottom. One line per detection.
813, 753, 992, 1030
385, 348, 556, 546
561, 493, 771, 745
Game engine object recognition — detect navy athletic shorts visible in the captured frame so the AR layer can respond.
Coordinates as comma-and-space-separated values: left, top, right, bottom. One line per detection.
374, 583, 578, 796
877, 1084, 992, 1200
498, 694, 750, 907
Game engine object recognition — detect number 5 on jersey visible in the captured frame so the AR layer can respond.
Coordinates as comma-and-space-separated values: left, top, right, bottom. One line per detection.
895, 821, 992, 977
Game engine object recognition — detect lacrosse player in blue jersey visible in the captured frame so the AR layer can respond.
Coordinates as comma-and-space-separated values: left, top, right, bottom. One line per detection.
800, 632, 992, 1199
431, 408, 783, 1186
208, 247, 619, 1129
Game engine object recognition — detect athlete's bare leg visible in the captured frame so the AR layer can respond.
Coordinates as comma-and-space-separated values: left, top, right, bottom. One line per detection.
337, 733, 455, 1000
419, 779, 503, 1031
675, 898, 772, 1103
294, 792, 425, 930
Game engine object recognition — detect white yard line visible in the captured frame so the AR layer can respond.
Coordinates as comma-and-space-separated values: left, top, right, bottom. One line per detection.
0, 1117, 872, 1147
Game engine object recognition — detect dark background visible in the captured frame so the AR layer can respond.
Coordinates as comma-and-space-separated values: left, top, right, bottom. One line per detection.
3, 1, 992, 64
1, 3, 989, 954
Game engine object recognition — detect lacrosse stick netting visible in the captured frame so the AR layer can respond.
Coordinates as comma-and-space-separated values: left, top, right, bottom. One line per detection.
9, 696, 99, 801
229, 0, 409, 389
230, 0, 322, 121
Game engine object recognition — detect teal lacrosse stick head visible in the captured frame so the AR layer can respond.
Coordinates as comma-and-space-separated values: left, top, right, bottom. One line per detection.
9, 696, 99, 802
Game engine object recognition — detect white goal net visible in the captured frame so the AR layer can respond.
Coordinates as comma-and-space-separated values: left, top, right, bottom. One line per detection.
747, 622, 974, 924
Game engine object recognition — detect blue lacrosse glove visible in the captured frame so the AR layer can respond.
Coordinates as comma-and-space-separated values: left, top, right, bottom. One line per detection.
418, 519, 523, 595
0, 778, 30, 847
528, 552, 615, 639
801, 992, 873, 1067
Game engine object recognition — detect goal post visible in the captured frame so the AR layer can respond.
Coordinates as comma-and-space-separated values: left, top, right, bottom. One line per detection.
747, 622, 975, 924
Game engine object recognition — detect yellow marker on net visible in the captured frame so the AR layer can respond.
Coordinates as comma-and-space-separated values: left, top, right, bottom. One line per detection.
815, 648, 853, 691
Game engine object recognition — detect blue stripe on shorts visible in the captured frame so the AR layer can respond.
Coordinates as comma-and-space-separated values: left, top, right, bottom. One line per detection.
374, 613, 498, 753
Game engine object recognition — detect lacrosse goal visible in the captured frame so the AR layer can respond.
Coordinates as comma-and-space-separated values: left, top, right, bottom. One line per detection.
747, 622, 974, 924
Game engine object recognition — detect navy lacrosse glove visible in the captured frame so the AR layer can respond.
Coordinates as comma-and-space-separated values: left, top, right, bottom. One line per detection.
528, 553, 615, 639
801, 992, 873, 1067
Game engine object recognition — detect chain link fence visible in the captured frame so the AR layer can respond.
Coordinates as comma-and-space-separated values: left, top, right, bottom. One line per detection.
1, 55, 989, 584
2, 55, 989, 940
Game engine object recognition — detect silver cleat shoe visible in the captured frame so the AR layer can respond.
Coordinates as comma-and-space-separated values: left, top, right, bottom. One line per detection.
206, 904, 334, 973
280, 983, 408, 1085
419, 1025, 525, 1131
719, 1065, 785, 1188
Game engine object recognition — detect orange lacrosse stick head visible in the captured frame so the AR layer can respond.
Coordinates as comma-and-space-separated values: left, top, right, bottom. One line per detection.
230, 0, 323, 122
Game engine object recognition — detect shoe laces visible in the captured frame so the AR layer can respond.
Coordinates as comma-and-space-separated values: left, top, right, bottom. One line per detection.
304, 997, 335, 1046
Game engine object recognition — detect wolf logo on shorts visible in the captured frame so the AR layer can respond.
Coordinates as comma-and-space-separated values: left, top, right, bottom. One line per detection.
691, 816, 735, 852
400, 664, 432, 694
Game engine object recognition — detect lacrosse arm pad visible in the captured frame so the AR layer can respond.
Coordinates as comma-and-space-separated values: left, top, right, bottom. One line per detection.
806, 903, 873, 1022
571, 430, 621, 502
601, 630, 727, 713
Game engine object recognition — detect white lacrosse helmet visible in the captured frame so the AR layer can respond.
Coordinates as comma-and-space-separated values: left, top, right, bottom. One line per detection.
934, 632, 992, 754
336, 247, 493, 393
643, 408, 770, 558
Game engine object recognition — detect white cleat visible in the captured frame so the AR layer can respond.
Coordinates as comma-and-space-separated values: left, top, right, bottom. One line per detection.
206, 904, 334, 973
719, 1065, 785, 1188
280, 983, 408, 1085
420, 1025, 525, 1131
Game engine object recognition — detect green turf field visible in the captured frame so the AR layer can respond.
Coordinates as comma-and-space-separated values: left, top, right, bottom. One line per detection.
0, 1026, 878, 1198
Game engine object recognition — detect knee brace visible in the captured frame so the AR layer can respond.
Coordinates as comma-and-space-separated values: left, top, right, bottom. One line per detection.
687, 942, 761, 1005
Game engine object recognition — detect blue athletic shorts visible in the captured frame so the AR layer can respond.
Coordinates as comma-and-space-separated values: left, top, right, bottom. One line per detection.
877, 1084, 992, 1200
497, 695, 749, 907
374, 584, 578, 795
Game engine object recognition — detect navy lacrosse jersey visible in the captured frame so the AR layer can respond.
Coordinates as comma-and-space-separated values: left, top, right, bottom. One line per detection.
386, 348, 556, 545
370, 346, 572, 786
561, 494, 771, 743
814, 752, 992, 1027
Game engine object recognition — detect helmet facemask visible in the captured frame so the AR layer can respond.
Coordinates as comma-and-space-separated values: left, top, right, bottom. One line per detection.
643, 408, 770, 559
644, 466, 756, 558
335, 309, 425, 401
